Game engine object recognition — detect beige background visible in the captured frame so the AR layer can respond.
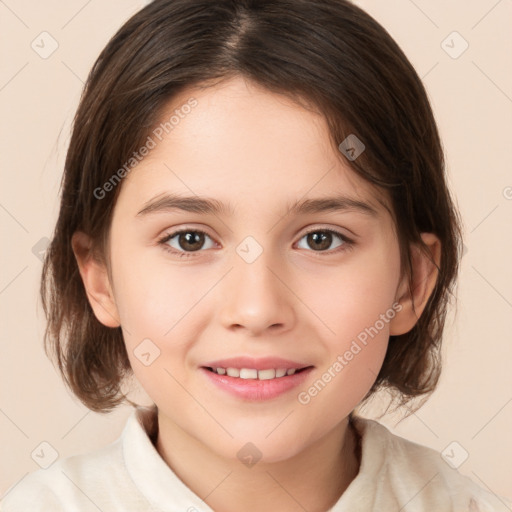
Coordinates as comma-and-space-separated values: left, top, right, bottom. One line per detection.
1, 0, 511, 503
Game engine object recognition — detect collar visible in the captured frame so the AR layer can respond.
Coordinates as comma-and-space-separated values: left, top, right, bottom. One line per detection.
122, 406, 384, 511
122, 405, 215, 511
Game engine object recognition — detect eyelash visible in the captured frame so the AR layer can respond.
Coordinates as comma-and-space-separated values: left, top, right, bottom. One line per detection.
157, 227, 355, 259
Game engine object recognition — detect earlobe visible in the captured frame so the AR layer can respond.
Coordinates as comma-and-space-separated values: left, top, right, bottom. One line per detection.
71, 231, 121, 328
389, 233, 441, 336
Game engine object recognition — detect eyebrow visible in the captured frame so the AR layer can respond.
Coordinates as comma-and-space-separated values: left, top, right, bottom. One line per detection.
136, 193, 379, 218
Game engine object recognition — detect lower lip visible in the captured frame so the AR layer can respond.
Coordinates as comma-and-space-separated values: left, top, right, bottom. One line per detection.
200, 367, 314, 401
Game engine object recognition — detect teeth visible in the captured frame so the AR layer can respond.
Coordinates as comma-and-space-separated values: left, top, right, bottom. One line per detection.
239, 368, 258, 379
258, 369, 276, 380
211, 367, 302, 380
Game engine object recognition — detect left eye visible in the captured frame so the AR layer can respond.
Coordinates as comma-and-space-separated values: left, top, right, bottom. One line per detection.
296, 229, 351, 252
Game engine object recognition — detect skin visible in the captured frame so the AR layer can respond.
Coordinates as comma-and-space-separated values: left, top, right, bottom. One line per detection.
73, 76, 441, 512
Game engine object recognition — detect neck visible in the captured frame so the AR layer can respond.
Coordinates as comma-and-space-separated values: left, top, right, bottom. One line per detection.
155, 413, 360, 512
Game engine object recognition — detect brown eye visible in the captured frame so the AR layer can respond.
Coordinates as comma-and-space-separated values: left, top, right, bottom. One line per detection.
296, 229, 352, 253
159, 229, 215, 256
177, 231, 205, 251
306, 231, 332, 251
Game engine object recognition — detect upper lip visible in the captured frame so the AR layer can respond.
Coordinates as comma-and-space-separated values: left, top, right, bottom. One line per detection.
202, 357, 312, 371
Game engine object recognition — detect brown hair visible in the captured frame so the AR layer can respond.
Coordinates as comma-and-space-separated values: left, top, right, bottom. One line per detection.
41, 0, 463, 413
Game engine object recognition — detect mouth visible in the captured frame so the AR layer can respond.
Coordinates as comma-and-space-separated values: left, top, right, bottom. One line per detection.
203, 366, 311, 380
200, 358, 314, 401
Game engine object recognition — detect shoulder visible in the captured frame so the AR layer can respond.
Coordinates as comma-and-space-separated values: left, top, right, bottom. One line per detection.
349, 416, 512, 512
1, 438, 122, 511
1, 410, 152, 512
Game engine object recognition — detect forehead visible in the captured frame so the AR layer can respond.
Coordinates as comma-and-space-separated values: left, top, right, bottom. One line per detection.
119, 76, 392, 219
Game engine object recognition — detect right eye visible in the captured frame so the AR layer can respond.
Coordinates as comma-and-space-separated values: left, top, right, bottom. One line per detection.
157, 229, 217, 258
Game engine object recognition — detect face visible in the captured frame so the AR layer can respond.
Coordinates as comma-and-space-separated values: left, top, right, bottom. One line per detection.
106, 76, 405, 462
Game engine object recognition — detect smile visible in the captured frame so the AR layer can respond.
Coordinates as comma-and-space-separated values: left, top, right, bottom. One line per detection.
205, 367, 307, 380
200, 359, 314, 401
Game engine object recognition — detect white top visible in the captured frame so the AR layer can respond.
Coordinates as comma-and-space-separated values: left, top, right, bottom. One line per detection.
1, 405, 510, 511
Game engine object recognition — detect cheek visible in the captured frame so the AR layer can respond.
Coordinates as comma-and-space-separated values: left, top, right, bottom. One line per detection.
111, 244, 208, 341
110, 245, 217, 404
112, 254, 200, 406
294, 246, 399, 411
302, 244, 401, 342
296, 311, 391, 428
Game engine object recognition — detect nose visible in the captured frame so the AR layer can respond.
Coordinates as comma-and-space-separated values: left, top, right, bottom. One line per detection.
218, 246, 296, 336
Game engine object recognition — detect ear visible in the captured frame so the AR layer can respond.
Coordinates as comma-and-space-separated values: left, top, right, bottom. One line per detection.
389, 232, 441, 336
71, 231, 121, 328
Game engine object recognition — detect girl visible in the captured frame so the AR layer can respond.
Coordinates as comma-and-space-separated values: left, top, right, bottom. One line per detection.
2, 0, 510, 510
